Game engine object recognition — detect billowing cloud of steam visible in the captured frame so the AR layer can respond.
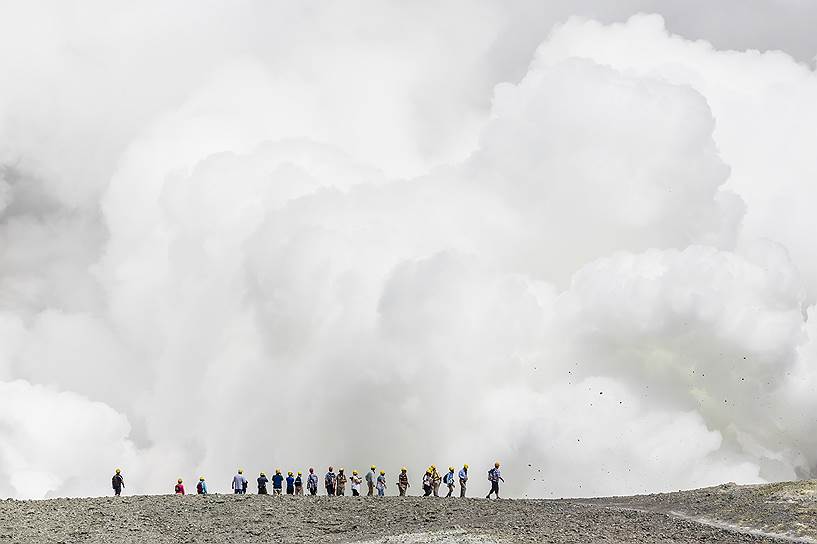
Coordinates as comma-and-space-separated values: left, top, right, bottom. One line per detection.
1, 3, 816, 499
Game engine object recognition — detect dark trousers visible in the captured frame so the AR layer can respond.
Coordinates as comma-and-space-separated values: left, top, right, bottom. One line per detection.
326, 485, 335, 496
352, 489, 360, 496
309, 488, 317, 496
460, 479, 467, 497
487, 481, 500, 498
114, 488, 122, 496
423, 485, 432, 497
258, 487, 267, 495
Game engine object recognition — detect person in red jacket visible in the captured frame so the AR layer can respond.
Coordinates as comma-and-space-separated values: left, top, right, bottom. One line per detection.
175, 478, 185, 495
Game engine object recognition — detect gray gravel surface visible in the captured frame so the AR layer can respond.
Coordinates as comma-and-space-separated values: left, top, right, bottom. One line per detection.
585, 480, 817, 542
0, 490, 792, 543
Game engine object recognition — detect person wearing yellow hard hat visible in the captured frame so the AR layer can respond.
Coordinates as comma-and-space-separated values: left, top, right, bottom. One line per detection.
444, 467, 457, 497
257, 471, 269, 495
365, 465, 377, 496
350, 470, 363, 496
397, 467, 410, 496
430, 465, 442, 497
112, 468, 125, 496
376, 470, 387, 497
232, 469, 248, 495
197, 476, 208, 495
272, 469, 284, 495
175, 478, 185, 495
486, 462, 504, 499
458, 464, 469, 498
294, 471, 304, 495
422, 468, 433, 497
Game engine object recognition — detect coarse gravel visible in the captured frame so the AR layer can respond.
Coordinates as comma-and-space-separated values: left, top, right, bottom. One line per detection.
2, 481, 815, 543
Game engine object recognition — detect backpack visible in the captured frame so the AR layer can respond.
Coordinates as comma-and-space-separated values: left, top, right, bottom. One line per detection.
444, 472, 453, 484
197, 481, 204, 494
487, 468, 494, 481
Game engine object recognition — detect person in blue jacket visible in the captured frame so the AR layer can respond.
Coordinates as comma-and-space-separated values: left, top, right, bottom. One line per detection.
286, 471, 296, 495
197, 476, 208, 495
272, 468, 285, 495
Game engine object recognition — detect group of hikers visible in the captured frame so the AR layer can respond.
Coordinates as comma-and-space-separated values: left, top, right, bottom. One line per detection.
112, 462, 506, 499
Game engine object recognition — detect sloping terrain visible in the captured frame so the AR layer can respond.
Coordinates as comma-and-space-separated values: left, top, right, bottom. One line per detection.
587, 480, 817, 542
2, 482, 815, 543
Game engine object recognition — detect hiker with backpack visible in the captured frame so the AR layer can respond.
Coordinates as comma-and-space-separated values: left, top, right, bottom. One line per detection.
486, 462, 504, 499
111, 469, 125, 496
325, 466, 337, 496
294, 471, 304, 495
197, 477, 208, 495
175, 478, 185, 495
444, 467, 456, 497
307, 468, 319, 496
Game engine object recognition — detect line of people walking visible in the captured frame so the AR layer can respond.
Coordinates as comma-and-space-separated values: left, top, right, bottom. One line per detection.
112, 462, 505, 499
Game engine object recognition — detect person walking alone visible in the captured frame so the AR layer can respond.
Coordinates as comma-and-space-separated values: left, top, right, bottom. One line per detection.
175, 478, 185, 495
111, 469, 125, 497
365, 465, 377, 496
307, 468, 319, 496
397, 467, 410, 496
444, 467, 456, 497
486, 462, 504, 499
458, 464, 468, 498
232, 469, 248, 495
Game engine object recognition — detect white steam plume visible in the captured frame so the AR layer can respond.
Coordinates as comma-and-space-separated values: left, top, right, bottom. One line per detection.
0, 4, 816, 499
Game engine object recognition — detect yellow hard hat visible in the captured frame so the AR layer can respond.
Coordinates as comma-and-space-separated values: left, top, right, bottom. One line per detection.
353, 470, 358, 475
177, 478, 183, 483
371, 465, 376, 470
115, 468, 121, 474
260, 472, 266, 476
495, 461, 501, 467
449, 466, 455, 471
288, 471, 293, 476
200, 476, 205, 481
379, 470, 385, 475
463, 464, 469, 469
431, 464, 436, 469
238, 468, 244, 474
297, 471, 302, 475
339, 468, 344, 472
401, 467, 407, 471
276, 468, 281, 474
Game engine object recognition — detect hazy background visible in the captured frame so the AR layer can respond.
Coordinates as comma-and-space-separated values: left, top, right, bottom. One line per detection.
1, 0, 816, 499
